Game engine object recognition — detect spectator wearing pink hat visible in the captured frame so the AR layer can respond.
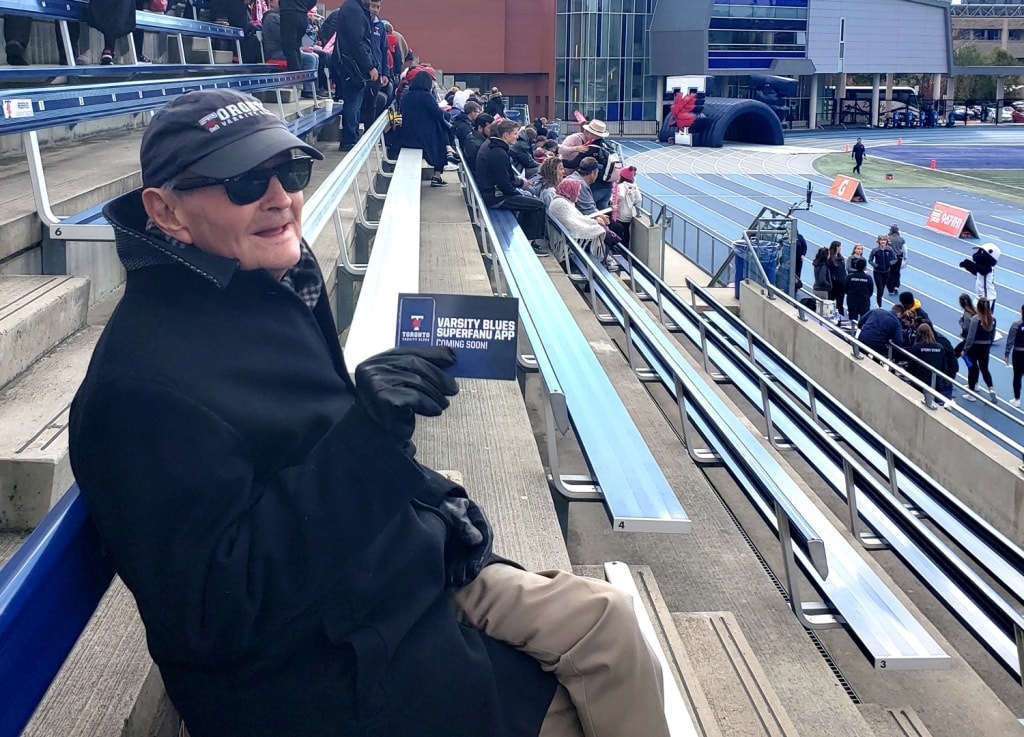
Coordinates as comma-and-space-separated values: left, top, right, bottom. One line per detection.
548, 178, 621, 270
611, 165, 640, 247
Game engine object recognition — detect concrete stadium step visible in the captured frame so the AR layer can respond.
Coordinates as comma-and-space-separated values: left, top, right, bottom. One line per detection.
0, 533, 169, 737
0, 275, 89, 391
671, 610, 803, 737
856, 705, 934, 737
0, 325, 101, 530
575, 563, 724, 737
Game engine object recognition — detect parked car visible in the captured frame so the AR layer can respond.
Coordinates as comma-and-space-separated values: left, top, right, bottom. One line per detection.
1012, 109, 1024, 123
951, 105, 968, 120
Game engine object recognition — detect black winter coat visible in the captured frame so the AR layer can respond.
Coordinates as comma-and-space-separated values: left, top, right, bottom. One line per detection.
476, 137, 519, 207
399, 88, 450, 171
68, 190, 555, 737
333, 0, 375, 78
451, 113, 474, 148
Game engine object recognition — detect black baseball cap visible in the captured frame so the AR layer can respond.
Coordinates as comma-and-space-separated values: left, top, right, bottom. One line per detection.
141, 89, 323, 188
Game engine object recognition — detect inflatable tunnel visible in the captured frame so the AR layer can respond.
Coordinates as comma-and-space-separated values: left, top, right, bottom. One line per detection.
693, 98, 785, 148
659, 97, 785, 148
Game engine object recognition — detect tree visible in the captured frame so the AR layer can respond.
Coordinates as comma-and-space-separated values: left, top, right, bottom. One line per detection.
953, 44, 1021, 100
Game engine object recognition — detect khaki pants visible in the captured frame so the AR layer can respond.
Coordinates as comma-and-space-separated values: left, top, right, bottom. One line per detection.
454, 564, 671, 737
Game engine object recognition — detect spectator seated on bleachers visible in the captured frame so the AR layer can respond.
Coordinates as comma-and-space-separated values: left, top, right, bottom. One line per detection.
534, 155, 563, 207
510, 125, 538, 178
463, 112, 492, 176
548, 177, 605, 243
475, 118, 547, 248
565, 157, 604, 219
534, 139, 557, 165
260, 0, 318, 97
398, 69, 452, 187
450, 99, 480, 149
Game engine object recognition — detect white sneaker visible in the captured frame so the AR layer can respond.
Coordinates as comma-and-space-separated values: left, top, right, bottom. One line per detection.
989, 389, 997, 402
443, 163, 459, 171
1010, 398, 1021, 408
962, 393, 977, 402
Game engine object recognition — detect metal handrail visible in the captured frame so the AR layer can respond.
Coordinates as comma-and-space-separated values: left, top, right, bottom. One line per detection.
638, 188, 1024, 451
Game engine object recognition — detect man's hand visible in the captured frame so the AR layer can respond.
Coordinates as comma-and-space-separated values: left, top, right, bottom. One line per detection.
369, 67, 379, 82
439, 496, 493, 587
354, 346, 458, 442
381, 75, 389, 85
597, 215, 609, 226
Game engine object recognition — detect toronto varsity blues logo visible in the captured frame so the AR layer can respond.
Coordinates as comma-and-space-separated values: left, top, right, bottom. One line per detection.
196, 100, 273, 133
410, 315, 424, 330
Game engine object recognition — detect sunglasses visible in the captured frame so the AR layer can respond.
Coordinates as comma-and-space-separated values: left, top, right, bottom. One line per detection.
174, 156, 314, 206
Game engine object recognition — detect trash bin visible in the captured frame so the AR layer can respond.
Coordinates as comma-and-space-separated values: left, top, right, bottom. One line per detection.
506, 110, 521, 122
755, 241, 779, 282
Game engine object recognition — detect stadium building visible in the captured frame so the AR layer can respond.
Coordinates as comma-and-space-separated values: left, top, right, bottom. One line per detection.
386, 0, 954, 129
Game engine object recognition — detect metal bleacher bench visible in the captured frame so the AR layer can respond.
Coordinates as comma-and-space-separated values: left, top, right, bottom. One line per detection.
342, 147, 423, 370
560, 229, 949, 670
483, 206, 689, 534
0, 72, 341, 273
0, 0, 246, 63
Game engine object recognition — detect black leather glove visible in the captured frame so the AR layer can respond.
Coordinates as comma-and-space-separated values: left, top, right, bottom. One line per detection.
354, 347, 459, 442
439, 496, 494, 588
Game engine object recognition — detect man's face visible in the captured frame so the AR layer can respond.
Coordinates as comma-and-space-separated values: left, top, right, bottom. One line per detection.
154, 153, 304, 275
468, 109, 479, 121
583, 168, 598, 184
369, 0, 381, 18
501, 128, 519, 146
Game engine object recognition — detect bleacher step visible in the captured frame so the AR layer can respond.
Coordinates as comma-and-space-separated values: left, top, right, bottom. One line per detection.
23, 576, 161, 737
672, 611, 801, 737
575, 564, 724, 737
0, 275, 89, 391
857, 705, 934, 737
0, 325, 101, 530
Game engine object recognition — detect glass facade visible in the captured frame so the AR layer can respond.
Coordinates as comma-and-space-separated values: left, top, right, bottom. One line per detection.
555, 0, 809, 122
554, 0, 657, 122
709, 0, 808, 70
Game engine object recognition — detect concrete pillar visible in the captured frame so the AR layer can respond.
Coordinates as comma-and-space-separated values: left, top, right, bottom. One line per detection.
885, 72, 894, 105
655, 76, 665, 124
946, 74, 956, 101
932, 73, 942, 101
996, 76, 1005, 125
1004, 18, 1010, 50
808, 74, 818, 129
871, 74, 881, 127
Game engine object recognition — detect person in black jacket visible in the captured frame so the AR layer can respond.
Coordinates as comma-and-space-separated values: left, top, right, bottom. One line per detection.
399, 70, 452, 186
475, 118, 547, 245
332, 0, 379, 151
67, 89, 670, 737
844, 256, 873, 325
451, 100, 481, 149
463, 113, 492, 175
904, 323, 954, 402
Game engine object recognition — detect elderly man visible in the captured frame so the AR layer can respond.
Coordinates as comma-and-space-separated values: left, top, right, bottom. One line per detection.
68, 89, 669, 737
566, 156, 605, 221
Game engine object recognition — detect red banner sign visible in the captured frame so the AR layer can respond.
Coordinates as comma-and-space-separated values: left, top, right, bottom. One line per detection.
926, 202, 978, 239
828, 175, 866, 202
